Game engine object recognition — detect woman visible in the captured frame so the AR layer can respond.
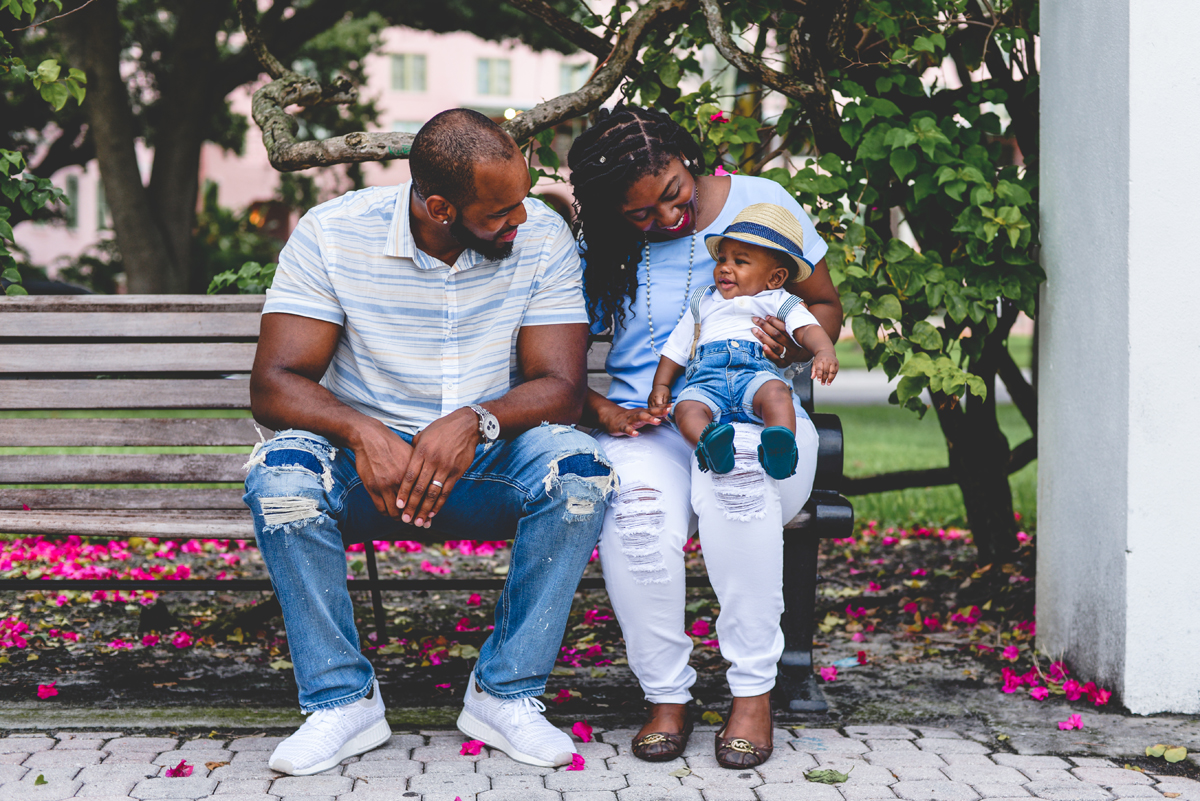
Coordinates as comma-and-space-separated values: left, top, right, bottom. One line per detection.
568, 105, 842, 768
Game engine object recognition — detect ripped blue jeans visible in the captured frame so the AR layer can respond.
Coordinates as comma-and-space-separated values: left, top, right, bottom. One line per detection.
243, 424, 615, 712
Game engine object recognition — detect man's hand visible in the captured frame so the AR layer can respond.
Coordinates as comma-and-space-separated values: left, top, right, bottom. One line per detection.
350, 420, 418, 519
395, 407, 480, 528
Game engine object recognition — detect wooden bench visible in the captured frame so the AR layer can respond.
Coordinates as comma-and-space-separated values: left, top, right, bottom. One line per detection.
0, 294, 852, 711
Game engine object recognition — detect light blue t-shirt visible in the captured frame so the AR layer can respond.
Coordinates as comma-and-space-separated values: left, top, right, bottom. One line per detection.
589, 175, 829, 409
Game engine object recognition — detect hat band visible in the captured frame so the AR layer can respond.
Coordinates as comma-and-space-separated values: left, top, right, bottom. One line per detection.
723, 221, 803, 257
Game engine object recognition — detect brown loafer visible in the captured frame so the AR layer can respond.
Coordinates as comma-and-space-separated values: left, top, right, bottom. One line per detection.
714, 717, 774, 769
632, 704, 693, 762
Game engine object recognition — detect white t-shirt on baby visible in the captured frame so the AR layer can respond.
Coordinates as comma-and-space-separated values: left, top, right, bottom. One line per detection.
660, 287, 819, 367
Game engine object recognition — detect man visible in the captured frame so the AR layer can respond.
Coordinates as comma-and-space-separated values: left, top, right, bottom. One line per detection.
243, 109, 614, 775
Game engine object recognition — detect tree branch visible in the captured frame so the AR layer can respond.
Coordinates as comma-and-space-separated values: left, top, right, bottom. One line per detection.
503, 0, 612, 60
997, 347, 1037, 436
700, 0, 813, 99
242, 0, 691, 170
842, 436, 1037, 496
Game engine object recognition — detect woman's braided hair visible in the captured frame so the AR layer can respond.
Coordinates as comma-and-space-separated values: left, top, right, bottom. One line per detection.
568, 104, 705, 330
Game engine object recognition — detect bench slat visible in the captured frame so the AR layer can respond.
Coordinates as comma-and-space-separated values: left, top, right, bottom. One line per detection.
0, 510, 253, 538
0, 295, 265, 314
1, 379, 251, 409
586, 341, 610, 370
6, 454, 246, 483
0, 488, 246, 510
0, 312, 260, 339
0, 418, 268, 447
3, 343, 257, 374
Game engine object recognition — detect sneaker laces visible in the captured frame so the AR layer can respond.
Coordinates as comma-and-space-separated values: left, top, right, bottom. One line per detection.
302, 705, 349, 738
503, 696, 549, 728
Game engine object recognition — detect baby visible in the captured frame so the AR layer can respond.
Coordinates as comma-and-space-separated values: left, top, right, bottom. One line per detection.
648, 203, 838, 480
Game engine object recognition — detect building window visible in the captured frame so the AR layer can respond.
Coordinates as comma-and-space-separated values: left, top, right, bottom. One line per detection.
96, 180, 110, 231
392, 120, 423, 134
560, 62, 590, 95
477, 58, 511, 96
391, 54, 426, 92
64, 174, 79, 230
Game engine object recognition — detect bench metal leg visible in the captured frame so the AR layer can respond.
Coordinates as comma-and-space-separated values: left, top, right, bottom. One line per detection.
363, 542, 388, 645
777, 530, 829, 713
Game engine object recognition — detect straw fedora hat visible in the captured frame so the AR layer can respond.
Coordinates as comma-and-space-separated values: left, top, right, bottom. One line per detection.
704, 203, 814, 282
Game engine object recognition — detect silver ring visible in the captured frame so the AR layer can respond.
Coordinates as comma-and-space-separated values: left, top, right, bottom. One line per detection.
430, 480, 444, 488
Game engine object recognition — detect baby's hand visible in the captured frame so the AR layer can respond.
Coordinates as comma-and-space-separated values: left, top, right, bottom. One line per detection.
811, 350, 839, 386
647, 385, 673, 416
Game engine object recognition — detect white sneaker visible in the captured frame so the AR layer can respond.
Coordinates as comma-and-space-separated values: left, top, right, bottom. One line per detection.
456, 672, 577, 767
269, 680, 392, 776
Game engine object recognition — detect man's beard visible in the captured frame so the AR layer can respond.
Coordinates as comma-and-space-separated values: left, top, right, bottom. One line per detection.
450, 217, 514, 261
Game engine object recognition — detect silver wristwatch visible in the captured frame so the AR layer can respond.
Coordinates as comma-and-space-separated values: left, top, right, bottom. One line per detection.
467, 404, 500, 444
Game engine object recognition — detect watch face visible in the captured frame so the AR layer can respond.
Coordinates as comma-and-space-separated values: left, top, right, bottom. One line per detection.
483, 416, 501, 440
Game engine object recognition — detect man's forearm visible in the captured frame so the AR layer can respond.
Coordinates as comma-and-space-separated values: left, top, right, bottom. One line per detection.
250, 368, 388, 451
477, 374, 584, 440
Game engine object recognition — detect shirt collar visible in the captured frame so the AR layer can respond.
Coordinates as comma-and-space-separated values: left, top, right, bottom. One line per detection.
383, 181, 494, 273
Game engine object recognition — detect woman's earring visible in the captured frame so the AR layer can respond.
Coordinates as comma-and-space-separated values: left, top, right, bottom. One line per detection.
683, 158, 691, 167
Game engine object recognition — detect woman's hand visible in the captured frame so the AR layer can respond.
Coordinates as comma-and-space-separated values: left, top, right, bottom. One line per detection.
752, 315, 806, 368
600, 404, 663, 437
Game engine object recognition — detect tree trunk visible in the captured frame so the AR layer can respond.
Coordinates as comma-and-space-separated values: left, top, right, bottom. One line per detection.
933, 317, 1020, 563
59, 0, 178, 293
147, 0, 227, 293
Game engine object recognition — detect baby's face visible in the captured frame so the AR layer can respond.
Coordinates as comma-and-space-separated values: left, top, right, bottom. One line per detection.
713, 240, 790, 299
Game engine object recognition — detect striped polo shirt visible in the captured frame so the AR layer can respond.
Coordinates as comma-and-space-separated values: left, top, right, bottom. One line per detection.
263, 182, 587, 435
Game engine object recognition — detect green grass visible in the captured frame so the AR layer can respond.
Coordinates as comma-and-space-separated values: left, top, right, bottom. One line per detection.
825, 403, 1036, 531
834, 333, 1032, 372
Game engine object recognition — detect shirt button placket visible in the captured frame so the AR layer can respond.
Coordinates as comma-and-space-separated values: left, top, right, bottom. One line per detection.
444, 272, 459, 414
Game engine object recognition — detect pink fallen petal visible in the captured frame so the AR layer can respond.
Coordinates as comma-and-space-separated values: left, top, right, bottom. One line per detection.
552, 689, 572, 705
1030, 687, 1050, 701
1002, 645, 1020, 660
856, 651, 868, 666
851, 632, 865, 642
467, 593, 482, 606
165, 759, 193, 777
572, 720, 593, 743
819, 666, 837, 682
460, 740, 485, 756
1056, 714, 1084, 731
1063, 679, 1084, 701
1092, 688, 1111, 706
172, 631, 192, 649
867, 582, 882, 592
36, 682, 58, 700
435, 683, 452, 689
688, 620, 711, 637
566, 753, 586, 771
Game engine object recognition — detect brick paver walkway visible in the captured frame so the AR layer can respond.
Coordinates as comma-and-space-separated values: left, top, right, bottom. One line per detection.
2, 725, 1198, 801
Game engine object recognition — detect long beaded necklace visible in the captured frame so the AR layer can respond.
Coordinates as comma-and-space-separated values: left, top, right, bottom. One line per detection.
643, 185, 699, 357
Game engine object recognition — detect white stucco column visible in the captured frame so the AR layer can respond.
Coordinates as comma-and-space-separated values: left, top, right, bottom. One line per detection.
1039, 1, 1200, 714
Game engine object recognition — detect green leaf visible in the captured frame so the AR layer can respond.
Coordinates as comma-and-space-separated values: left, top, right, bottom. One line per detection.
36, 59, 61, 82
668, 767, 693, 778
40, 82, 70, 112
1164, 747, 1188, 763
660, 59, 681, 89
5, 284, 29, 296
909, 321, 943, 351
913, 36, 935, 53
639, 81, 661, 106
970, 185, 994, 206
890, 149, 917, 180
269, 659, 293, 670
965, 375, 987, 400
1146, 744, 1167, 758
996, 180, 1032, 206
701, 710, 724, 725
806, 768, 852, 784
2, 268, 21, 283
896, 376, 926, 404
852, 315, 878, 352
871, 294, 902, 320
34, 774, 47, 786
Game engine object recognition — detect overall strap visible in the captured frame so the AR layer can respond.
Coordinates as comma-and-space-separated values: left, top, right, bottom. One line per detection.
689, 285, 717, 361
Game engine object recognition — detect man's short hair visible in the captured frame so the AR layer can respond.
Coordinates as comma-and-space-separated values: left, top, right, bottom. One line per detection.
409, 109, 520, 208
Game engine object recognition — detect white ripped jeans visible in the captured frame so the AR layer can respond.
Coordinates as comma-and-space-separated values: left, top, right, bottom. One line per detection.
595, 415, 818, 702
